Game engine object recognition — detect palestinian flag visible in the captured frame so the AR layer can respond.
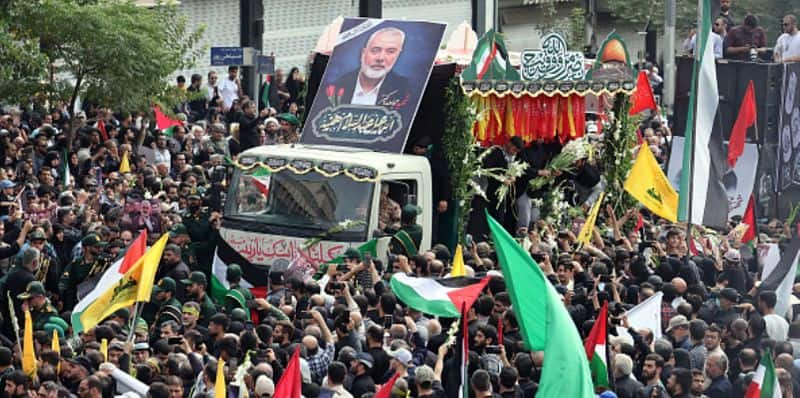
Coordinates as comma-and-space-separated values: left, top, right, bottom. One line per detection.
390, 273, 490, 318
211, 237, 261, 304
677, 0, 729, 229
72, 230, 147, 333
745, 349, 780, 398
153, 105, 182, 136
584, 302, 610, 388
247, 167, 271, 196
461, 29, 520, 81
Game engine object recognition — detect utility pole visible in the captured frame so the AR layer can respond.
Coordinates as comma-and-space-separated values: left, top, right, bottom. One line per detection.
240, 0, 264, 102
663, 0, 676, 116
359, 0, 382, 18
473, 0, 496, 35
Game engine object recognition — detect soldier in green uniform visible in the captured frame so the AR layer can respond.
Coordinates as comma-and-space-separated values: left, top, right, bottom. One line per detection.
181, 194, 219, 275
147, 277, 183, 329
390, 204, 423, 257
168, 224, 198, 272
224, 264, 253, 318
181, 271, 217, 327
59, 233, 107, 309
17, 281, 58, 332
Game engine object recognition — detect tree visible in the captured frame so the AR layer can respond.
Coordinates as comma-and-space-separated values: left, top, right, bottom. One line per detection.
1, 0, 204, 113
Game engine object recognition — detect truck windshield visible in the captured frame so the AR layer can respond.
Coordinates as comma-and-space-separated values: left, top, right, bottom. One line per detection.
227, 167, 374, 237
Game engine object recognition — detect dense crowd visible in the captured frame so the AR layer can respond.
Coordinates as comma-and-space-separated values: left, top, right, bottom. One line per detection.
0, 25, 798, 398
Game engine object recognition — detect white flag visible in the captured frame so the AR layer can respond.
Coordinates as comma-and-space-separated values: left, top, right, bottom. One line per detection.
617, 291, 664, 341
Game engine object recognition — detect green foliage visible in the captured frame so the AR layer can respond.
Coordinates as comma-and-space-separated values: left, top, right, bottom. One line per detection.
601, 94, 638, 212
442, 79, 478, 243
2, 0, 204, 113
570, 7, 586, 51
0, 29, 48, 105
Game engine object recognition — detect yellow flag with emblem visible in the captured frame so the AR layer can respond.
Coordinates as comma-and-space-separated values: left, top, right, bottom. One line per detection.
52, 329, 60, 372
75, 233, 169, 333
624, 144, 678, 222
23, 310, 36, 377
100, 338, 108, 362
577, 192, 605, 246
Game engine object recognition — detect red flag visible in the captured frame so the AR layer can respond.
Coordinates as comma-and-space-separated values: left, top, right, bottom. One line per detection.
374, 372, 401, 398
629, 71, 657, 115
741, 194, 756, 243
497, 316, 504, 346
728, 80, 757, 167
96, 119, 109, 142
635, 128, 644, 145
153, 105, 183, 131
633, 213, 644, 234
273, 346, 302, 398
446, 276, 491, 311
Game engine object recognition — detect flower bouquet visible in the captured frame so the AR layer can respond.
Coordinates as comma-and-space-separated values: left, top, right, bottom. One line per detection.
528, 137, 590, 191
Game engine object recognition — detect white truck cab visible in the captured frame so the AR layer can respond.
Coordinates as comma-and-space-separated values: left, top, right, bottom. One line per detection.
223, 144, 432, 268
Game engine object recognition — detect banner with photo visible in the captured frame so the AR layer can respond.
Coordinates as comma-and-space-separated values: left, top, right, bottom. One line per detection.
300, 18, 446, 153
779, 63, 800, 190
667, 137, 758, 218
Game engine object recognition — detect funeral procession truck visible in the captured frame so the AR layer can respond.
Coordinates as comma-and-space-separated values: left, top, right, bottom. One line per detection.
221, 144, 433, 279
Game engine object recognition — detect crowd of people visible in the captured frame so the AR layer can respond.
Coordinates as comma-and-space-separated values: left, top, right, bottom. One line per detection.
0, 14, 799, 398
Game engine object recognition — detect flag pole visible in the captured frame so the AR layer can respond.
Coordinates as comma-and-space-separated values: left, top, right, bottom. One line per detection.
685, 0, 704, 261
127, 301, 142, 344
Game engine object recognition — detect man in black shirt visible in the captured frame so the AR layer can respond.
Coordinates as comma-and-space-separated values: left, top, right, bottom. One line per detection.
349, 352, 376, 398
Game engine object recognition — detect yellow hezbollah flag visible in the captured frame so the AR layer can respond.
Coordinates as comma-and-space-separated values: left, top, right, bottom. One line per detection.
76, 233, 169, 332
450, 244, 466, 277
215, 358, 226, 398
119, 151, 131, 173
624, 144, 678, 222
577, 192, 605, 246
23, 310, 36, 377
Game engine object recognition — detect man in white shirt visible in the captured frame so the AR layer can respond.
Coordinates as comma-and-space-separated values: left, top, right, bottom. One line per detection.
759, 290, 789, 341
774, 14, 800, 63
688, 18, 725, 59
220, 65, 242, 111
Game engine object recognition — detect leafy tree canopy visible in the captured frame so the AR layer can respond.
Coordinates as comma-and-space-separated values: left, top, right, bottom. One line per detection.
0, 0, 204, 113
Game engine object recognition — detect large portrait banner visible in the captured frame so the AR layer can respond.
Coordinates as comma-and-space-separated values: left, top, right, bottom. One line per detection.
300, 18, 446, 152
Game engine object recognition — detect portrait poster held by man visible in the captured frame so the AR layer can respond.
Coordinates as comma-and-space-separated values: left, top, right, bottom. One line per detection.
301, 19, 445, 152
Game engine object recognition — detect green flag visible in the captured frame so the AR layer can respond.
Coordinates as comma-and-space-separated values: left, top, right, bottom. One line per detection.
313, 239, 377, 279
487, 212, 594, 398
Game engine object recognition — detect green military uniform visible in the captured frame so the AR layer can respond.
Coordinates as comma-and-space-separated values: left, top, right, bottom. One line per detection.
151, 277, 183, 328
390, 205, 424, 256
223, 264, 253, 318
181, 271, 217, 327
59, 234, 107, 308
17, 281, 59, 332
181, 195, 216, 274
169, 224, 199, 271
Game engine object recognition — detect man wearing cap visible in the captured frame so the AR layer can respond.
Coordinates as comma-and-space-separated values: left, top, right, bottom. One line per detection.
387, 347, 413, 380
0, 243, 36, 337
180, 195, 218, 275
712, 288, 742, 327
414, 364, 444, 398
389, 204, 423, 257
275, 113, 300, 144
224, 264, 253, 316
168, 224, 198, 272
182, 271, 217, 326
28, 229, 60, 293
17, 281, 58, 331
667, 315, 692, 350
146, 277, 183, 329
59, 233, 106, 308
62, 356, 93, 394
0, 179, 16, 217
349, 352, 376, 398
720, 249, 752, 294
